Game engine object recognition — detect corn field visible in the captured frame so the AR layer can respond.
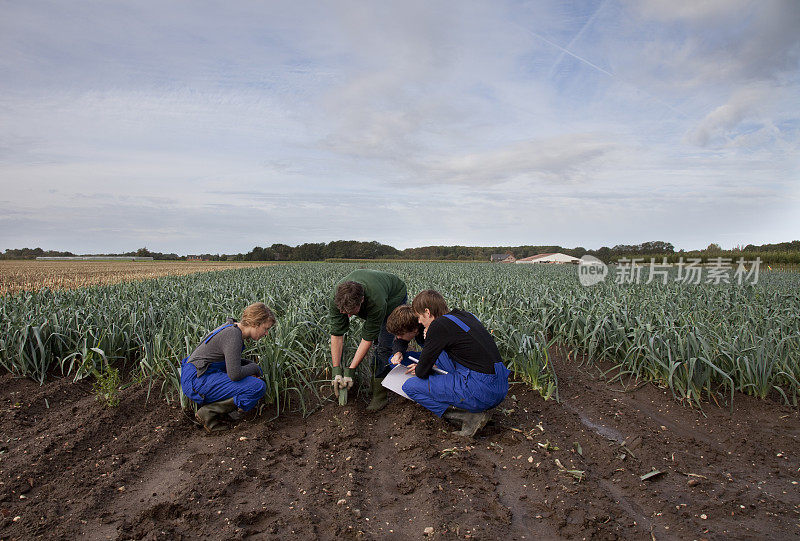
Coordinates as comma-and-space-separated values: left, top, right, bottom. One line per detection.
0, 260, 277, 297
1, 262, 798, 415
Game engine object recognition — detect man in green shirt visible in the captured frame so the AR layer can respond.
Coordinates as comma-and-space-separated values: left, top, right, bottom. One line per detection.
328, 269, 407, 411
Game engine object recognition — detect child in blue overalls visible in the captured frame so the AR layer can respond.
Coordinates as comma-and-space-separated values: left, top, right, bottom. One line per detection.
180, 302, 274, 433
396, 290, 510, 437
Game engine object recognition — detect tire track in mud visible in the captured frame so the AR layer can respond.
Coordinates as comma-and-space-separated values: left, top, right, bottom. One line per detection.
549, 352, 800, 540
0, 376, 192, 539
551, 378, 718, 539
81, 433, 205, 540
478, 392, 654, 540
490, 463, 559, 540
556, 397, 663, 535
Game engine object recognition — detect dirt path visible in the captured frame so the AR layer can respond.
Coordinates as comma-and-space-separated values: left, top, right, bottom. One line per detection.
1, 350, 798, 540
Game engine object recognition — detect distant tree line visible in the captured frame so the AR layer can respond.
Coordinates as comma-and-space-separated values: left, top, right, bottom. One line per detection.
0, 247, 181, 260
0, 247, 77, 259
231, 241, 400, 261
3, 239, 799, 266
742, 240, 800, 253
231, 240, 674, 262
127, 247, 181, 260
230, 239, 800, 265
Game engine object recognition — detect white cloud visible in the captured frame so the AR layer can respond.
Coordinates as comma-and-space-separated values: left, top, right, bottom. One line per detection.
632, 0, 751, 21
685, 86, 768, 147
420, 134, 619, 185
624, 0, 800, 86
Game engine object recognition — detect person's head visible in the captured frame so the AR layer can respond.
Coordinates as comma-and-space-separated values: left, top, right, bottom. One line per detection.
386, 305, 420, 341
239, 302, 276, 340
411, 290, 449, 329
335, 281, 364, 316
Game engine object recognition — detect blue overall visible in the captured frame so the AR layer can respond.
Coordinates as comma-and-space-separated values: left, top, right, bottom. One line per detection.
401, 314, 510, 417
180, 324, 266, 412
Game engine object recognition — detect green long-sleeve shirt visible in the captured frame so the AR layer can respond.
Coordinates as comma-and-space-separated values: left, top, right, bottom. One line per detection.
328, 270, 407, 341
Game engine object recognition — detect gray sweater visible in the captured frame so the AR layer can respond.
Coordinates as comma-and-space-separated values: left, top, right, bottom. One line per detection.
187, 318, 262, 380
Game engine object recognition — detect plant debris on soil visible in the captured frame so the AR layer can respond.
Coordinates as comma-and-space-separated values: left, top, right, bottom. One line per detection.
1, 351, 799, 540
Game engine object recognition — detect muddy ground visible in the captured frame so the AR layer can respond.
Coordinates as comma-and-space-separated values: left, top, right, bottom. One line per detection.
1, 351, 798, 540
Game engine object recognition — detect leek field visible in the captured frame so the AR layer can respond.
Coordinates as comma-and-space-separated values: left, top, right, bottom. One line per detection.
1, 262, 798, 414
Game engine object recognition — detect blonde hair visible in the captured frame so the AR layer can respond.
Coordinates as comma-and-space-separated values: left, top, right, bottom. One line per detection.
240, 302, 276, 328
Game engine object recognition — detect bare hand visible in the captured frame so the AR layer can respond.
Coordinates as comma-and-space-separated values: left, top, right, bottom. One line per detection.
405, 363, 417, 375
390, 352, 402, 365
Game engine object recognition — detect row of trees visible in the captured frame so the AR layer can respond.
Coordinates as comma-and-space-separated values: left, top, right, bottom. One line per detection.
230, 239, 800, 264
402, 241, 677, 261
742, 240, 800, 253
0, 248, 77, 259
4, 240, 800, 265
0, 247, 182, 260
232, 241, 400, 261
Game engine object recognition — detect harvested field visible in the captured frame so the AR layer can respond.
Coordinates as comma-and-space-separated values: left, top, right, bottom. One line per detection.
0, 260, 278, 296
1, 349, 798, 541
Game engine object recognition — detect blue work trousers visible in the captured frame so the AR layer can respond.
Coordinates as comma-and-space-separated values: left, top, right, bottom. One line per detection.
180, 360, 266, 412
401, 351, 510, 417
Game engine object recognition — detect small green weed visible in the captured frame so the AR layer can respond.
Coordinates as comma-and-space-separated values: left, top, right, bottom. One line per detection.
93, 365, 121, 407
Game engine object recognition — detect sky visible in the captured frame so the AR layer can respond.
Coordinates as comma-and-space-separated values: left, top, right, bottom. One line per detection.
1, 0, 798, 254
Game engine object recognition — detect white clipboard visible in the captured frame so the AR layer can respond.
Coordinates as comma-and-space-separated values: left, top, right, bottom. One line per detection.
381, 353, 447, 399
381, 364, 415, 399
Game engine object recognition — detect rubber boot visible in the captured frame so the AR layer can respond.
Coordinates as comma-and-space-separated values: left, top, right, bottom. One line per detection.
228, 408, 255, 422
195, 398, 237, 433
443, 407, 493, 437
441, 406, 467, 426
366, 377, 388, 412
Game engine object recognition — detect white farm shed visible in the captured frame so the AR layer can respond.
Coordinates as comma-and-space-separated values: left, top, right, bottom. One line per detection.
516, 253, 581, 264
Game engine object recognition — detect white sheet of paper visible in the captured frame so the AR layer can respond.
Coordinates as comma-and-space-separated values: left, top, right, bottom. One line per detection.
382, 364, 413, 399
382, 361, 448, 399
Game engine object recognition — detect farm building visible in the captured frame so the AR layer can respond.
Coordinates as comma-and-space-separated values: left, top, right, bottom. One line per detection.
516, 253, 581, 264
490, 253, 516, 263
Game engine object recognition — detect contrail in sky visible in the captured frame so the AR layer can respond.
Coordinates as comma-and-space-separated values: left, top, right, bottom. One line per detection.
548, 0, 608, 79
517, 22, 688, 119
519, 24, 614, 77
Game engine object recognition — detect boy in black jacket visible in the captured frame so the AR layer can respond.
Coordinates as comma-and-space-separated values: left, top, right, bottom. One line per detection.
391, 291, 510, 436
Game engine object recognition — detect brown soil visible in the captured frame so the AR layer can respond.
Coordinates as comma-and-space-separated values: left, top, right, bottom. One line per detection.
1, 350, 798, 540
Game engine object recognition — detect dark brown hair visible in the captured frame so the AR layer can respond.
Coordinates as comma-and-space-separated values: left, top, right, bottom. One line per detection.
411, 290, 449, 318
335, 281, 364, 314
240, 302, 276, 328
386, 305, 420, 335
